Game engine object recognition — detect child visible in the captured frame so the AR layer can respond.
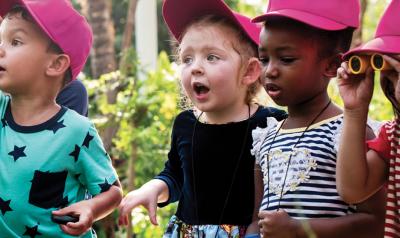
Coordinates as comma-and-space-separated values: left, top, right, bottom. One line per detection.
0, 1, 122, 237
250, 0, 385, 237
118, 0, 286, 237
336, 0, 400, 237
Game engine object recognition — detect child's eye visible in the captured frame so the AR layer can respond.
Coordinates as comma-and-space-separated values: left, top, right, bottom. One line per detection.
11, 39, 22, 46
182, 56, 193, 65
259, 57, 269, 66
280, 57, 296, 64
207, 54, 219, 62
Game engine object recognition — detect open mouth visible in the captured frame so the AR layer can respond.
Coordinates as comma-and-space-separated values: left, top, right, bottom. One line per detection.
265, 83, 280, 92
193, 82, 210, 95
0, 66, 5, 72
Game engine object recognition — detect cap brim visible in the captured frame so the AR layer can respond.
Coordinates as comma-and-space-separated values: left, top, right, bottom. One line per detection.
162, 0, 259, 45
343, 35, 400, 59
252, 9, 349, 30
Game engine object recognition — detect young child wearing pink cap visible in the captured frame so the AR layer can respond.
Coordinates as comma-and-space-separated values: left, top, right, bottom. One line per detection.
117, 0, 286, 237
250, 0, 385, 237
337, 0, 400, 237
0, 1, 122, 237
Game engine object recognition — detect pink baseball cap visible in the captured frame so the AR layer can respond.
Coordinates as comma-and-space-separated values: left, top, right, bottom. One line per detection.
162, 0, 260, 45
343, 0, 400, 59
252, 0, 360, 31
0, 0, 93, 80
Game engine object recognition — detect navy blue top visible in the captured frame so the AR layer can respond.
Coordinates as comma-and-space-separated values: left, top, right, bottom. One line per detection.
56, 80, 88, 117
155, 106, 286, 225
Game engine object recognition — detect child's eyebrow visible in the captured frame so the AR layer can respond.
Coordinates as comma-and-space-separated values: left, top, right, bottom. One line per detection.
9, 28, 28, 36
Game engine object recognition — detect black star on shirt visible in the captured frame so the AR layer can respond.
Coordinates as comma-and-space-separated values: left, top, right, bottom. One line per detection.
98, 179, 112, 193
49, 120, 65, 134
0, 197, 12, 215
1, 118, 7, 128
23, 224, 42, 238
82, 132, 94, 148
69, 145, 80, 162
8, 145, 27, 161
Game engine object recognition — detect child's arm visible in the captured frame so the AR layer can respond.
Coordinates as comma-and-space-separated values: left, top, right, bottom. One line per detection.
52, 183, 123, 236
336, 62, 388, 203
258, 187, 385, 238
245, 164, 264, 237
118, 179, 169, 226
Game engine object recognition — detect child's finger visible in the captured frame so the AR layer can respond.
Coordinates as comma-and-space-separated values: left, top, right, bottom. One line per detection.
383, 55, 400, 72
147, 202, 158, 225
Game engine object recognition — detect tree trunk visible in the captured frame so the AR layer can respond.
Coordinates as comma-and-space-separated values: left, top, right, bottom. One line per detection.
80, 0, 117, 78
351, 0, 368, 48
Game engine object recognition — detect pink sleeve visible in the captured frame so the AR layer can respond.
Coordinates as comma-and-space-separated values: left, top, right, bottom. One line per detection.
366, 124, 392, 161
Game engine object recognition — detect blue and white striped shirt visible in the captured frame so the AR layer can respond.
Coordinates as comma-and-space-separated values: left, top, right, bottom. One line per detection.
251, 115, 355, 219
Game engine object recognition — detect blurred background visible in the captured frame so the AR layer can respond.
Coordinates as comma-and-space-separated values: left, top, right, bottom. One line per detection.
70, 0, 392, 237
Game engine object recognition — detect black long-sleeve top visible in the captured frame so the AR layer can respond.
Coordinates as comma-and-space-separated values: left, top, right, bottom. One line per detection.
155, 106, 286, 225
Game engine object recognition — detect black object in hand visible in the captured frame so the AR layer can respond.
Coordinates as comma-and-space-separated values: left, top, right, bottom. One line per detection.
51, 214, 79, 224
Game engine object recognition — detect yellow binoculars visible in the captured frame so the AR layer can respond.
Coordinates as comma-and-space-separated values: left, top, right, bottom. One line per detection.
348, 53, 393, 74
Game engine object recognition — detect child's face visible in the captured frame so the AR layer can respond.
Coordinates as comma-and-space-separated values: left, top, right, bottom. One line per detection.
258, 25, 329, 106
0, 13, 53, 94
179, 24, 247, 113
380, 66, 400, 106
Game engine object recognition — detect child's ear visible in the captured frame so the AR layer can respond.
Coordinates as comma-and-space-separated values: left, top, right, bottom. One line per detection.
46, 54, 70, 78
323, 53, 342, 79
242, 57, 261, 85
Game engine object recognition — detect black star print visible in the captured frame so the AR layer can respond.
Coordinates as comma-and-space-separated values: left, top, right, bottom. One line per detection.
23, 224, 42, 238
82, 132, 94, 148
0, 197, 12, 215
69, 145, 80, 162
49, 120, 65, 134
8, 145, 27, 161
98, 179, 112, 193
1, 118, 7, 128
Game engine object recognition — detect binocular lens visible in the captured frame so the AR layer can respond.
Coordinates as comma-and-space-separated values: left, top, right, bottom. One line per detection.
350, 57, 361, 72
371, 54, 384, 70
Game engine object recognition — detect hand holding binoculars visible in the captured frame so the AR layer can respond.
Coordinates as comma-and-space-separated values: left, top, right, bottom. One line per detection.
348, 53, 393, 74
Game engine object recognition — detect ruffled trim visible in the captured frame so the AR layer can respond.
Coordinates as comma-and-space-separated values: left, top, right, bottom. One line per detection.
251, 117, 278, 164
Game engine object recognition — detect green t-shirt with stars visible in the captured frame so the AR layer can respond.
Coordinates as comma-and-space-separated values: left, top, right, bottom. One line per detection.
0, 92, 118, 238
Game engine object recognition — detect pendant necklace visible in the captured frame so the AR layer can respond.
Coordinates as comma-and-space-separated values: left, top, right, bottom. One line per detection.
191, 104, 251, 237
263, 100, 331, 210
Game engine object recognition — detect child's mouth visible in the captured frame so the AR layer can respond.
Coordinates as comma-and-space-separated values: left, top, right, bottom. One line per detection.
193, 82, 210, 95
0, 66, 5, 72
265, 83, 281, 98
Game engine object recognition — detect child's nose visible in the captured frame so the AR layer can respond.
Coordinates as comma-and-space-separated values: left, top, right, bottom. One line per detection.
264, 61, 278, 79
191, 59, 204, 75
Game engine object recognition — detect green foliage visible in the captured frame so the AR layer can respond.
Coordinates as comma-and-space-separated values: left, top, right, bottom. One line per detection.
84, 51, 180, 237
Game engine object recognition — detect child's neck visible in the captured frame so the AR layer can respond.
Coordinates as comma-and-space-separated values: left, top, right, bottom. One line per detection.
10, 97, 60, 126
285, 96, 341, 129
200, 103, 256, 124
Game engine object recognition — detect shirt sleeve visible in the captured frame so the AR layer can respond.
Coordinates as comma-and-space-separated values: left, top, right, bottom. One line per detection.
366, 123, 392, 161
56, 80, 89, 117
154, 119, 183, 207
75, 123, 119, 196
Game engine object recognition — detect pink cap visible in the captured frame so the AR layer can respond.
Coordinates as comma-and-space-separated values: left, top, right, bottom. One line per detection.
252, 0, 360, 30
343, 0, 400, 59
162, 0, 261, 45
0, 0, 93, 80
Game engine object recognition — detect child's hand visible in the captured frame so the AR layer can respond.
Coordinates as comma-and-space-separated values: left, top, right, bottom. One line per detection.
381, 54, 400, 104
258, 210, 299, 238
52, 200, 94, 236
118, 186, 159, 226
337, 61, 375, 112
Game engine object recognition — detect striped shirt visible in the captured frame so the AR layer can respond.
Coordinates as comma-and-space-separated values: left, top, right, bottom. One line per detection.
367, 119, 400, 238
251, 115, 355, 219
